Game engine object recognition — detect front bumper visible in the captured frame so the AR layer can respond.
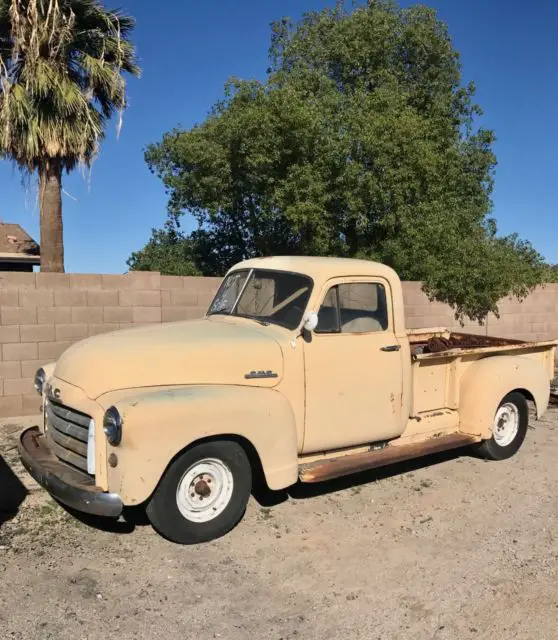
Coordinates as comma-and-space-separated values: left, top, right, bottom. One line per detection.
18, 426, 123, 518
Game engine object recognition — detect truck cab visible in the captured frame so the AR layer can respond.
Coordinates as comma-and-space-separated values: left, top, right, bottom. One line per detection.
19, 257, 557, 544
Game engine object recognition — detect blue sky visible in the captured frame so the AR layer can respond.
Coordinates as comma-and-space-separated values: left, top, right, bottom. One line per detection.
1, 0, 556, 272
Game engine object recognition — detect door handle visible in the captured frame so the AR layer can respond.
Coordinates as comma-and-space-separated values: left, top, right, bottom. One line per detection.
381, 344, 401, 352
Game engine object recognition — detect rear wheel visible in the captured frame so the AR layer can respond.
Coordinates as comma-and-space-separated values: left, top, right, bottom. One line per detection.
147, 440, 252, 544
475, 392, 529, 461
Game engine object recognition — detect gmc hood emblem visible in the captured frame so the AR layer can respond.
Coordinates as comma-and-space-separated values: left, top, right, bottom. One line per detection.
245, 370, 278, 380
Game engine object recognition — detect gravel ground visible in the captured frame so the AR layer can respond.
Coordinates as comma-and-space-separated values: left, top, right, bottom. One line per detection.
1, 408, 557, 640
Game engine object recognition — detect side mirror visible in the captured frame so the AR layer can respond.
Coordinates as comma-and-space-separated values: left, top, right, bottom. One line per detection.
302, 311, 319, 333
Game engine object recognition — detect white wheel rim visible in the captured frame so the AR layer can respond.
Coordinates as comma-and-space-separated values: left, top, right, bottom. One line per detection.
176, 458, 234, 523
493, 403, 520, 447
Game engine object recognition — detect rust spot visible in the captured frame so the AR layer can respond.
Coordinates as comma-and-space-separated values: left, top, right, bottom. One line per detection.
20, 427, 104, 493
412, 332, 523, 356
194, 479, 211, 497
299, 433, 478, 483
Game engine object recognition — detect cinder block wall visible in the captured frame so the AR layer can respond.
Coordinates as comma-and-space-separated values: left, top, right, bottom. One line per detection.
402, 282, 558, 342
0, 273, 557, 418
0, 272, 220, 417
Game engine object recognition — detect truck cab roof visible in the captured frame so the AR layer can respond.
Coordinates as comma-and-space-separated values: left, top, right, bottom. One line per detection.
231, 255, 400, 282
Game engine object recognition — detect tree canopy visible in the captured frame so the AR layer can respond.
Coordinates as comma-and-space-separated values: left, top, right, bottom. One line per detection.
127, 222, 200, 276
140, 0, 549, 322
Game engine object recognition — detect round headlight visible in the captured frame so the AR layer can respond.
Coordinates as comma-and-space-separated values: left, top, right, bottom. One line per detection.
34, 368, 46, 395
103, 406, 122, 446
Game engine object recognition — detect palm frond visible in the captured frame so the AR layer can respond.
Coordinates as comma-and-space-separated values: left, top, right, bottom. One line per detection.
0, 0, 139, 172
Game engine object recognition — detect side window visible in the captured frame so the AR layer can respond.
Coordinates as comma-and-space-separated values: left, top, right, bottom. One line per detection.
338, 283, 388, 333
316, 283, 388, 334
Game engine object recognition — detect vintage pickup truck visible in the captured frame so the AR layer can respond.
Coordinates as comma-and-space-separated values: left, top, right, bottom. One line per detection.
19, 257, 557, 544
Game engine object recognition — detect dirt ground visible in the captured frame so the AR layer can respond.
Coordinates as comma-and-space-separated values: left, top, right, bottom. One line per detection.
1, 408, 557, 640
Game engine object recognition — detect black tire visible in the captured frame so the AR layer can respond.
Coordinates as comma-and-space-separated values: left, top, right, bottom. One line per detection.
146, 440, 252, 544
474, 392, 529, 461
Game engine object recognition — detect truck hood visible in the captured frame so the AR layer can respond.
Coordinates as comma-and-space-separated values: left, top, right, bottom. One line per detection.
54, 318, 284, 399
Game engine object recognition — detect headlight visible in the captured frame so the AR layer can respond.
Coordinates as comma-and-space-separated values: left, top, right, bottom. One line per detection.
34, 368, 46, 395
103, 406, 122, 446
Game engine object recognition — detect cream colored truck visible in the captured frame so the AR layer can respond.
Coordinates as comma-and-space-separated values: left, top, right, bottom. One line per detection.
19, 257, 557, 544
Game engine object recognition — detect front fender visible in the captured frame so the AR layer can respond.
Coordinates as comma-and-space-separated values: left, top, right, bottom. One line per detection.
459, 355, 550, 439
103, 385, 299, 504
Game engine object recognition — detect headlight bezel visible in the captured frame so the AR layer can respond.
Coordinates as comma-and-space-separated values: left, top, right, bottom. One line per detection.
103, 406, 122, 446
34, 368, 46, 395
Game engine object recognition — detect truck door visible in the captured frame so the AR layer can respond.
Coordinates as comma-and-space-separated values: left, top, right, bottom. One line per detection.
303, 279, 404, 453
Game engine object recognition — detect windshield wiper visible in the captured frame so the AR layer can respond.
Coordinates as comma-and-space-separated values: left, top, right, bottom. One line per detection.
242, 315, 270, 326
245, 316, 269, 327
207, 311, 269, 326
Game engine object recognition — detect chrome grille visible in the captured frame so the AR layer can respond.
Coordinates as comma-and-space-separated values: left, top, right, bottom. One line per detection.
46, 401, 91, 473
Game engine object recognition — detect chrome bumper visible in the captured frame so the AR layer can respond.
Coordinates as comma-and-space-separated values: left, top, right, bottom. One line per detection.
18, 426, 122, 518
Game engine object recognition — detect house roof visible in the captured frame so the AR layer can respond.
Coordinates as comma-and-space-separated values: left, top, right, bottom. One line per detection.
0, 223, 40, 263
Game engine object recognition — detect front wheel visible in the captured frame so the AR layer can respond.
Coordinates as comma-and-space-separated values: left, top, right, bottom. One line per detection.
474, 391, 529, 461
147, 440, 252, 544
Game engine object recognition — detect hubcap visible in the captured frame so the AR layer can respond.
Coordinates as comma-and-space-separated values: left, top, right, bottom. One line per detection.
176, 458, 234, 523
493, 403, 520, 447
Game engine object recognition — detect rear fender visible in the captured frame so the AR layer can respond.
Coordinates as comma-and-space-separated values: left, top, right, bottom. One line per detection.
459, 355, 550, 439
102, 385, 299, 505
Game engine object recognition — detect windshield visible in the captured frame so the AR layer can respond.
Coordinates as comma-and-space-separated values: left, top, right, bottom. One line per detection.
208, 269, 313, 330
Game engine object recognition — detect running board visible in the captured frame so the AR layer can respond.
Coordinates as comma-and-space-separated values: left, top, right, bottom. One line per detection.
298, 433, 478, 483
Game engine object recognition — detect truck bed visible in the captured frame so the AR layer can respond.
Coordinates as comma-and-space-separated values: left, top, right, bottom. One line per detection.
407, 329, 557, 417
408, 328, 557, 360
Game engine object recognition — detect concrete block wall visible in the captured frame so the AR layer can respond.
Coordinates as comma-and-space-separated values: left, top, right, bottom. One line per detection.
0, 271, 221, 417
402, 282, 558, 342
0, 273, 557, 418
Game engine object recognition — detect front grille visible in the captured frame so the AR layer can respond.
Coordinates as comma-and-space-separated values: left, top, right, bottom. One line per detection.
45, 400, 91, 473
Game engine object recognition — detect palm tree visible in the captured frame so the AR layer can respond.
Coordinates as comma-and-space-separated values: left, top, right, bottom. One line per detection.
0, 0, 139, 271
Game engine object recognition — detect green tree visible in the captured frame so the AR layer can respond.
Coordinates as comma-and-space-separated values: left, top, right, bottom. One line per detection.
143, 0, 549, 321
0, 0, 139, 271
127, 221, 200, 276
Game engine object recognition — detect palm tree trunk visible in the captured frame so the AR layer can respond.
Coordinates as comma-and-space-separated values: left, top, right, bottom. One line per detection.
39, 159, 65, 272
